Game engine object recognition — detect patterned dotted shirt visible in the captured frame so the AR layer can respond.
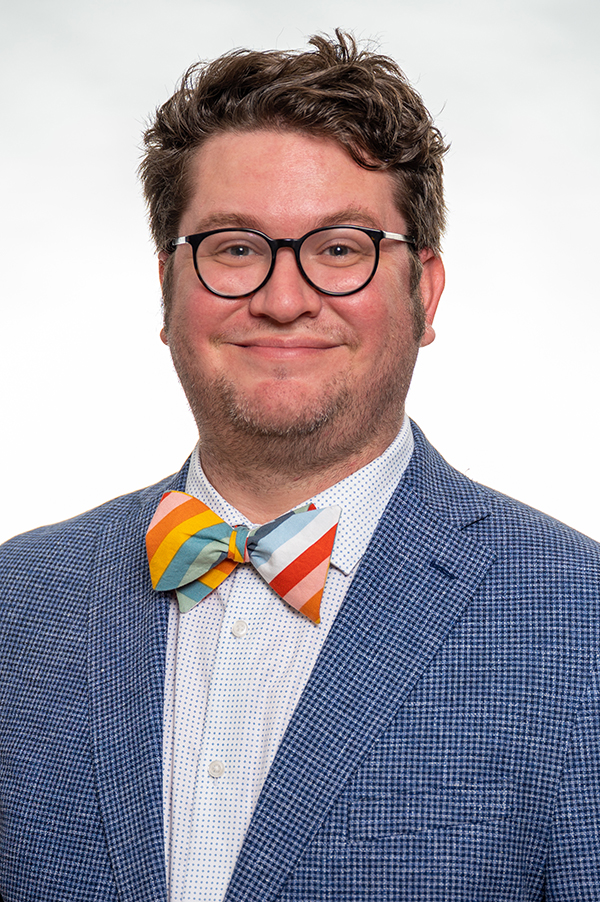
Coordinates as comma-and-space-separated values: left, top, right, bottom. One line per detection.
163, 417, 414, 902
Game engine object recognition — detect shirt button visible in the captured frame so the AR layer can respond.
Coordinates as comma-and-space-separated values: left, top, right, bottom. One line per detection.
231, 619, 248, 638
208, 759, 225, 778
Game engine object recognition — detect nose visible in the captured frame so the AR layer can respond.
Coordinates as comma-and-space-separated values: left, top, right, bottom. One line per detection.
247, 247, 323, 323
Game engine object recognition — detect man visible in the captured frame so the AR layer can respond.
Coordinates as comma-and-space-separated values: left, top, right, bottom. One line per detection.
1, 30, 599, 902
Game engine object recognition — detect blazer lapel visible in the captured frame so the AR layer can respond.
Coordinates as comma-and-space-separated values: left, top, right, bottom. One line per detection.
225, 469, 496, 902
88, 468, 187, 901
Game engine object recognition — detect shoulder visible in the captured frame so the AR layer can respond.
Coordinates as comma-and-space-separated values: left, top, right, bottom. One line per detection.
0, 464, 189, 587
405, 420, 600, 570
396, 423, 600, 710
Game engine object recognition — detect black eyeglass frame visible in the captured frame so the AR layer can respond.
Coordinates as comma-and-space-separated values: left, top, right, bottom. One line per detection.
170, 225, 415, 298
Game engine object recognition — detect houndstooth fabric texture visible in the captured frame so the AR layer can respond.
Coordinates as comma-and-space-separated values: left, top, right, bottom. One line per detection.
1, 422, 600, 901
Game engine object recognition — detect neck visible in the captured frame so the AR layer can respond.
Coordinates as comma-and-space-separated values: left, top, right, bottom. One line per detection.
196, 420, 402, 523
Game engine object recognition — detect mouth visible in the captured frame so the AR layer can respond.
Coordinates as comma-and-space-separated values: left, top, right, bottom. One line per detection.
236, 337, 338, 348
229, 337, 340, 359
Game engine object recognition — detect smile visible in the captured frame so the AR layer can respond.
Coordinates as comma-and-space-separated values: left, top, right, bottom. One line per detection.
229, 338, 340, 359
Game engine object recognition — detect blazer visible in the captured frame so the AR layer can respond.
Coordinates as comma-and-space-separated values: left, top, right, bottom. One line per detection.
1, 422, 600, 901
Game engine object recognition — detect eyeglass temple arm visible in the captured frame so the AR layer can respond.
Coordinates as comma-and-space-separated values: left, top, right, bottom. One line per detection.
381, 231, 415, 245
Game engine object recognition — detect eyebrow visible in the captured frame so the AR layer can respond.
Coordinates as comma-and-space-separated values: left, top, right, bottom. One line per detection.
187, 213, 265, 233
313, 208, 382, 230
185, 207, 384, 236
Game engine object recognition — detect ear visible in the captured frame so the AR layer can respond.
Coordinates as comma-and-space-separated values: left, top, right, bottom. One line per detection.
417, 248, 445, 348
158, 250, 169, 287
158, 251, 169, 345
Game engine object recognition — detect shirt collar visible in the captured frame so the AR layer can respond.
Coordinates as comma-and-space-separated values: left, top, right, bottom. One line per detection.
307, 417, 413, 574
185, 417, 414, 577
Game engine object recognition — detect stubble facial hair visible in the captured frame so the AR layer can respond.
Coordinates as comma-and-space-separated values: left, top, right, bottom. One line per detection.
173, 346, 417, 480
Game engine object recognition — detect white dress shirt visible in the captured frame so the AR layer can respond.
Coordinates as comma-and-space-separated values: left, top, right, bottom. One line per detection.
163, 418, 414, 902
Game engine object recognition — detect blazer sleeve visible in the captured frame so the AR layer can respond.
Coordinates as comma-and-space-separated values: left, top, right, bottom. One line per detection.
545, 651, 600, 898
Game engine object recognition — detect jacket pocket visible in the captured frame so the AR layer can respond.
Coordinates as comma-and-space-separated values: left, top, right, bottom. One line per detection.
348, 781, 512, 840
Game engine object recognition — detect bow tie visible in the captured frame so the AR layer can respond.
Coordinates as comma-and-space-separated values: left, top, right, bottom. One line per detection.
146, 491, 341, 624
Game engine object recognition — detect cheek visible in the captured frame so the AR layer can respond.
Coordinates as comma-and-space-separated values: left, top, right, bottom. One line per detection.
342, 291, 406, 355
167, 287, 249, 372
167, 271, 215, 334
165, 292, 214, 364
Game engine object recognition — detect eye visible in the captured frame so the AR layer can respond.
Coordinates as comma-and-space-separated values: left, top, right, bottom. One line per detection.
214, 240, 262, 259
200, 231, 269, 264
323, 243, 354, 257
221, 243, 257, 258
310, 236, 366, 266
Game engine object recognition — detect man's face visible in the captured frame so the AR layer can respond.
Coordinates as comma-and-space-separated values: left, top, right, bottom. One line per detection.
160, 130, 444, 469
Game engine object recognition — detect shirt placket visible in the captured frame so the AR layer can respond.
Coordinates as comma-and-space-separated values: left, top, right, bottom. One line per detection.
183, 564, 267, 901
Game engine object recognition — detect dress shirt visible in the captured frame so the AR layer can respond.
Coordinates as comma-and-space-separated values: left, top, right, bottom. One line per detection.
163, 417, 414, 902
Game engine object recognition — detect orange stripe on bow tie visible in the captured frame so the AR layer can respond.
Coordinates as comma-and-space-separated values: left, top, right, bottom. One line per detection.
146, 496, 221, 561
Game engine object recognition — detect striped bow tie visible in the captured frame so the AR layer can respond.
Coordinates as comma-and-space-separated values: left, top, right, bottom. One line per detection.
146, 491, 341, 624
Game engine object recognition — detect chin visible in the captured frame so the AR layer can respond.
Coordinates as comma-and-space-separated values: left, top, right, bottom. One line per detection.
224, 391, 343, 439
181, 363, 410, 471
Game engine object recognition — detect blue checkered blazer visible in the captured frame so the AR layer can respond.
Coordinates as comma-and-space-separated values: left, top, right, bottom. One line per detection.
1, 423, 600, 900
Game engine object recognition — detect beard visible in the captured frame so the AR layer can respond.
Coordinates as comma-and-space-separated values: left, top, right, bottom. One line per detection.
170, 340, 417, 479
164, 268, 426, 480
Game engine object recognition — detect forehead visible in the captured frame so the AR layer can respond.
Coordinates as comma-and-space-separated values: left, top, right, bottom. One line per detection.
179, 129, 404, 235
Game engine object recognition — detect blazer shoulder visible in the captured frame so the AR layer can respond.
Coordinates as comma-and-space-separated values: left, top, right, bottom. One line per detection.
407, 420, 600, 564
0, 463, 189, 585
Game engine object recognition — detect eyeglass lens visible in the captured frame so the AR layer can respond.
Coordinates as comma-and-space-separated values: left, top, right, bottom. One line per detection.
194, 228, 378, 297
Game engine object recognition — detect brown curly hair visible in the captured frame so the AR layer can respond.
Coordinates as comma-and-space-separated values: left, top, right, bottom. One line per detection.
140, 30, 447, 331
141, 30, 447, 246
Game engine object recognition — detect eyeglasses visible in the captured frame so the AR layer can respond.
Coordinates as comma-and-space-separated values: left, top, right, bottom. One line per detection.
170, 225, 415, 298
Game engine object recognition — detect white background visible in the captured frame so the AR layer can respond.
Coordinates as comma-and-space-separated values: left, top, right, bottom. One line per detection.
1, 0, 599, 542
